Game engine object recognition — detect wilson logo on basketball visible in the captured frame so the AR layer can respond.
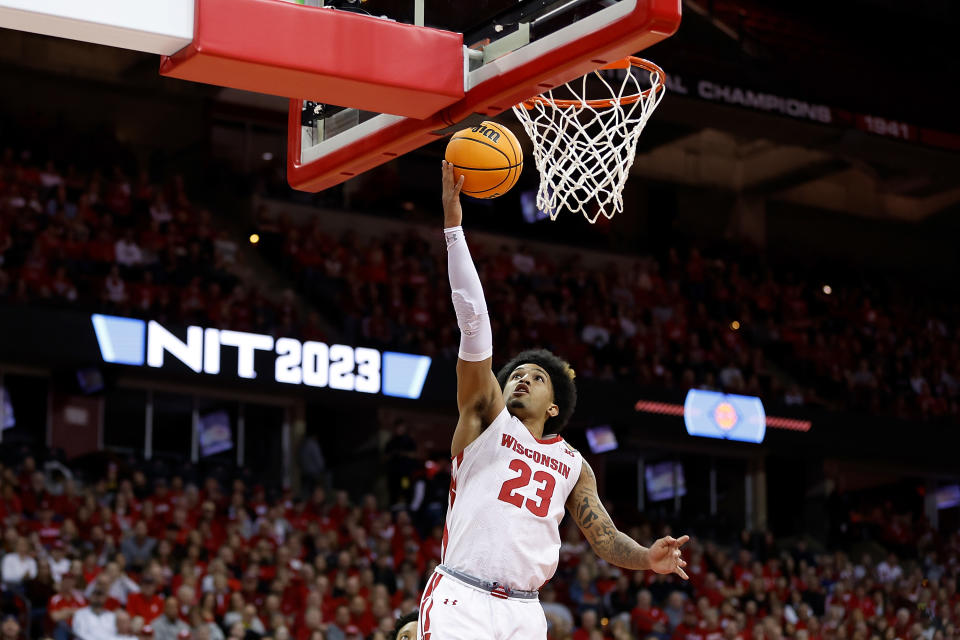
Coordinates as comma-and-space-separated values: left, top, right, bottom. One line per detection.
445, 121, 523, 199
471, 124, 501, 143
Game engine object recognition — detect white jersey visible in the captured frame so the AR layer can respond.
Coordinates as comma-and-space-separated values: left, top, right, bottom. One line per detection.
441, 407, 584, 591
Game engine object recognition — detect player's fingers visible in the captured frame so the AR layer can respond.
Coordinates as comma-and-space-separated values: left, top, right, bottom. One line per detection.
676, 535, 690, 547
663, 536, 676, 545
679, 559, 687, 568
675, 567, 689, 580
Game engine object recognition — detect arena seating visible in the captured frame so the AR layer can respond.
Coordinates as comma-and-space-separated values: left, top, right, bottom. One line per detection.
3, 146, 958, 423
0, 148, 284, 335
269, 212, 960, 423
0, 454, 957, 640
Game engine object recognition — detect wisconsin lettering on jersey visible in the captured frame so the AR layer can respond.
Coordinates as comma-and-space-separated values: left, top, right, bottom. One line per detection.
500, 434, 571, 479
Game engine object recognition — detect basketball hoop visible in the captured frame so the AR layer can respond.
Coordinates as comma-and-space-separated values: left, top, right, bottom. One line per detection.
512, 57, 666, 224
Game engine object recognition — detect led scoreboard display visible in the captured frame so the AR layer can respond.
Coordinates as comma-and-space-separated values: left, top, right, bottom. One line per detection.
682, 389, 767, 444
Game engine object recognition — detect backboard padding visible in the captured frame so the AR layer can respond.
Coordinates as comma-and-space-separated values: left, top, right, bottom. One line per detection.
288, 0, 681, 192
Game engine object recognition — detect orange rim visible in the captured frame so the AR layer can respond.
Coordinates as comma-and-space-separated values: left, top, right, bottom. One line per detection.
519, 57, 665, 110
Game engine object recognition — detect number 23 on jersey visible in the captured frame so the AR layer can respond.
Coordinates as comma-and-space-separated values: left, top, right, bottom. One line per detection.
497, 458, 557, 517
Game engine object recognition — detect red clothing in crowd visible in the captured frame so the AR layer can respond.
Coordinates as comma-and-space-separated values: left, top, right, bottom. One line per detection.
672, 622, 705, 640
351, 609, 377, 637
632, 605, 670, 635
32, 520, 62, 547
52, 493, 82, 520
82, 566, 101, 586
0, 496, 23, 522
701, 621, 723, 640
421, 536, 443, 565
48, 592, 87, 627
127, 592, 165, 623
21, 489, 53, 515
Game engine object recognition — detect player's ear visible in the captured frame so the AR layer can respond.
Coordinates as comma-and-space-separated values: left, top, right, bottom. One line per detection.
547, 403, 559, 418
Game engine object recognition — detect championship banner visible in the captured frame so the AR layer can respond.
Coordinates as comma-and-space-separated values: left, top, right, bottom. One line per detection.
599, 68, 960, 152
199, 410, 233, 457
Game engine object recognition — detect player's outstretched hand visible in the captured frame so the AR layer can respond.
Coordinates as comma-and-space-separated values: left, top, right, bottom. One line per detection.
648, 534, 690, 579
441, 160, 465, 228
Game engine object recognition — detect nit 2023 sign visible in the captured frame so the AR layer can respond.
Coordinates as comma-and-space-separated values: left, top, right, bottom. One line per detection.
91, 314, 431, 399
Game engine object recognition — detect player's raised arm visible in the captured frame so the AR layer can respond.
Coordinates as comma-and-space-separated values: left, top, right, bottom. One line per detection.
442, 161, 506, 458
566, 459, 690, 578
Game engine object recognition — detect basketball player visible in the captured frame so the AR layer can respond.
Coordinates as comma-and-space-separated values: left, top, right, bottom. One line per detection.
418, 162, 691, 639
391, 611, 418, 640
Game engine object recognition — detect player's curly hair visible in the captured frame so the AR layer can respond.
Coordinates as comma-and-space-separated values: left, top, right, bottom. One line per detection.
390, 610, 419, 640
496, 348, 577, 432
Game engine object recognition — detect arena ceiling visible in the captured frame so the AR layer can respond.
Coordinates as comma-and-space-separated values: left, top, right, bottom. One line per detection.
630, 100, 960, 222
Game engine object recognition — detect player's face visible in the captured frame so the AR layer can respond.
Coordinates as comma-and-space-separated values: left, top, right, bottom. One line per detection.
397, 620, 417, 640
504, 364, 559, 422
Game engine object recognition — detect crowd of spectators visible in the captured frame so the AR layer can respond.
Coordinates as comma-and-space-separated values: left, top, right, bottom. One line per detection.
543, 521, 960, 640
0, 454, 428, 640
0, 147, 325, 340
263, 211, 960, 423
3, 139, 959, 424
0, 454, 957, 640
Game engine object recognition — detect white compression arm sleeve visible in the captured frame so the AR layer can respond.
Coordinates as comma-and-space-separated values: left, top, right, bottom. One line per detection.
444, 226, 493, 362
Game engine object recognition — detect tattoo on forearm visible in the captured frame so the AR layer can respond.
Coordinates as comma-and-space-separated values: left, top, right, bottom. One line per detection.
577, 497, 599, 527
606, 532, 648, 569
569, 471, 649, 570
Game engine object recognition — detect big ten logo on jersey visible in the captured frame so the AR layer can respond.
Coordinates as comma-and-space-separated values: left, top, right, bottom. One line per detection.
470, 124, 501, 143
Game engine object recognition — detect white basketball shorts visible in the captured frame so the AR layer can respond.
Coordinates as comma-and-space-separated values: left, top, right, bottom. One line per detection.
417, 569, 548, 640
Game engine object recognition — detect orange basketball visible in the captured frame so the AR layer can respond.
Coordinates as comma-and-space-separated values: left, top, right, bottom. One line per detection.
444, 121, 523, 199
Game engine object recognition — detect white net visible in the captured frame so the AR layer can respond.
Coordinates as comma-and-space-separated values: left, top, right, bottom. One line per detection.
512, 58, 665, 224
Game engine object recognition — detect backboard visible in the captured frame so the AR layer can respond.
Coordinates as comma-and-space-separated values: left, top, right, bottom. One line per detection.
286, 0, 682, 192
